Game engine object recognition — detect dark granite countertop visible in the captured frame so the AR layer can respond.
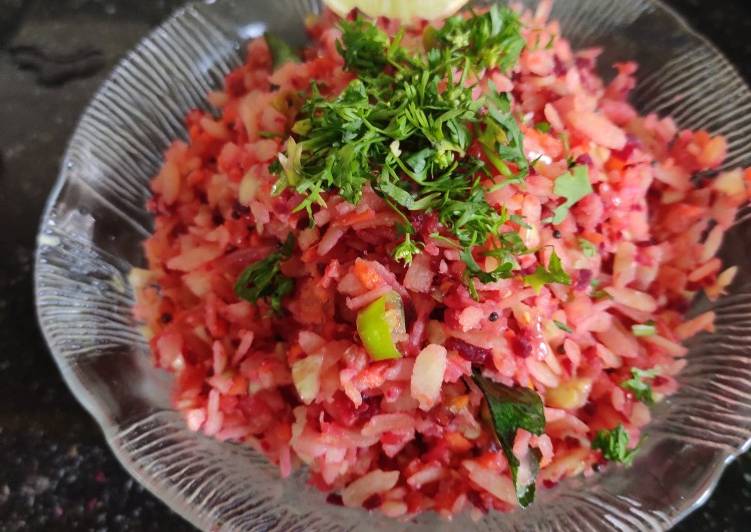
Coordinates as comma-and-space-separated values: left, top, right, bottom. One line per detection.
1, 1, 750, 530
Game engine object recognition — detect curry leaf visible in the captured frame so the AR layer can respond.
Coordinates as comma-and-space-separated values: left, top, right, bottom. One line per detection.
472, 371, 546, 507
234, 235, 296, 314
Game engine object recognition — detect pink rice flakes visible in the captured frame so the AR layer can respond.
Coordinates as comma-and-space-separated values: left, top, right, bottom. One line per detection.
133, 4, 750, 519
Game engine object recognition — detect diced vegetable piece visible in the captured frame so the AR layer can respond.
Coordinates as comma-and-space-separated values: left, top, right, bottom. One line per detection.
631, 323, 656, 337
238, 171, 260, 205
356, 291, 405, 360
292, 354, 324, 404
546, 377, 593, 410
411, 344, 448, 411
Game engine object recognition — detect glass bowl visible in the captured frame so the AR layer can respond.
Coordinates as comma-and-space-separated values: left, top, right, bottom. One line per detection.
34, 0, 751, 530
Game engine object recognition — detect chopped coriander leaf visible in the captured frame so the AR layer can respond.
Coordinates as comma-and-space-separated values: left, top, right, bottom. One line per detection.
496, 231, 528, 255
264, 33, 300, 70
272, 8, 530, 288
554, 320, 573, 333
509, 213, 532, 229
483, 91, 529, 184
621, 367, 659, 405
336, 17, 390, 76
429, 233, 462, 249
524, 249, 571, 293
393, 233, 422, 264
460, 231, 526, 299
579, 238, 597, 257
631, 322, 657, 337
433, 4, 525, 73
546, 165, 593, 225
471, 371, 546, 507
461, 247, 514, 286
534, 121, 551, 133
234, 235, 296, 314
560, 132, 571, 155
592, 288, 611, 300
591, 424, 639, 466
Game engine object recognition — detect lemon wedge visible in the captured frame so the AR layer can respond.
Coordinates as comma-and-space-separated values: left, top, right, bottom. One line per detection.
323, 0, 469, 21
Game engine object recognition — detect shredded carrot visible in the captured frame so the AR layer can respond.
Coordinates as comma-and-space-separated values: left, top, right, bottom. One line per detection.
581, 230, 604, 244
333, 209, 376, 227
227, 374, 248, 396
445, 432, 473, 453
449, 394, 470, 412
605, 156, 626, 172
301, 246, 318, 263
354, 258, 382, 289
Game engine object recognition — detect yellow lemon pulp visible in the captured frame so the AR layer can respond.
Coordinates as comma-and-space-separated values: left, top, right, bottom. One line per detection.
323, 0, 469, 21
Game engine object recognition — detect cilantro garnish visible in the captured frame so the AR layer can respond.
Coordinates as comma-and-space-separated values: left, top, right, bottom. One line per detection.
591, 424, 640, 466
272, 6, 530, 288
264, 33, 300, 70
336, 17, 390, 76
592, 288, 611, 300
234, 235, 296, 314
579, 238, 597, 257
431, 3, 525, 72
471, 370, 546, 507
546, 165, 593, 225
524, 249, 571, 293
393, 232, 422, 265
554, 320, 573, 333
621, 367, 659, 405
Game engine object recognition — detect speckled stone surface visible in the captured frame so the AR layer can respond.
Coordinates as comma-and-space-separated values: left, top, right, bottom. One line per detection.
0, 1, 749, 530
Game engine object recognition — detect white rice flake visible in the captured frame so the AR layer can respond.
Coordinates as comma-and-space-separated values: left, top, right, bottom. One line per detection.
341, 469, 400, 508
411, 344, 447, 411
462, 460, 516, 505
